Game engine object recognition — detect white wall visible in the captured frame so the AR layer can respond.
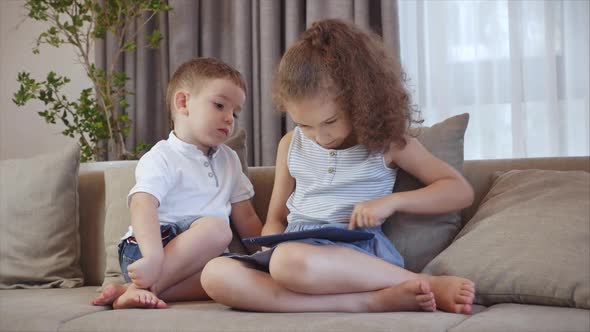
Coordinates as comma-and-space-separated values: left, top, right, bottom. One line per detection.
0, 0, 92, 160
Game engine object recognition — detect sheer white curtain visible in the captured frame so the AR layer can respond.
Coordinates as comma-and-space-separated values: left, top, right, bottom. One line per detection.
398, 0, 589, 160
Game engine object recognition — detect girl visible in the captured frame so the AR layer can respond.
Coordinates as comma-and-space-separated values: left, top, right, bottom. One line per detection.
200, 19, 475, 314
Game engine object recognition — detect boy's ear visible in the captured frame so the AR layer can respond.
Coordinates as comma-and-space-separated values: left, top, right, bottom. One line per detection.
174, 90, 190, 116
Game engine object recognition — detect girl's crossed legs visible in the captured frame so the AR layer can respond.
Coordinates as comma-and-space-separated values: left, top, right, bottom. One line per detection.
201, 242, 474, 313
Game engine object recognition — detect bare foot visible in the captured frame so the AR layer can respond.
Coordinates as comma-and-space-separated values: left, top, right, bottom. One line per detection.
424, 275, 475, 314
112, 284, 168, 309
91, 283, 127, 306
369, 279, 436, 312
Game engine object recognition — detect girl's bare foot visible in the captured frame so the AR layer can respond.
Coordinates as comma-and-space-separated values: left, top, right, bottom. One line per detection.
91, 283, 127, 306
369, 279, 436, 312
112, 284, 168, 309
424, 275, 475, 314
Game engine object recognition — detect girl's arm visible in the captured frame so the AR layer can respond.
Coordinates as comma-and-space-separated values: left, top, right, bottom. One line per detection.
386, 136, 474, 214
127, 192, 164, 288
262, 131, 295, 235
230, 199, 263, 253
349, 136, 474, 229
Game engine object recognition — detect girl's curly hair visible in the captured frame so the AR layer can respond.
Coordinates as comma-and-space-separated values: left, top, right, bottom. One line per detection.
272, 19, 421, 152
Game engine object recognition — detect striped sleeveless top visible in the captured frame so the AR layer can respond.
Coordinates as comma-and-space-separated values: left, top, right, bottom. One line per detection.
286, 127, 398, 225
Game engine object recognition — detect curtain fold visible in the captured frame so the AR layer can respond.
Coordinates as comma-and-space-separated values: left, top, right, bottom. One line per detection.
398, 0, 589, 159
96, 0, 400, 166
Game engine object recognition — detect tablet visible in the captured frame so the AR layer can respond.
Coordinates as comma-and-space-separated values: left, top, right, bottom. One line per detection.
242, 227, 375, 247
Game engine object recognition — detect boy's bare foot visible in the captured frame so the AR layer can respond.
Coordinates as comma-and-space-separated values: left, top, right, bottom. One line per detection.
91, 283, 127, 306
369, 279, 436, 312
424, 275, 475, 314
112, 284, 168, 309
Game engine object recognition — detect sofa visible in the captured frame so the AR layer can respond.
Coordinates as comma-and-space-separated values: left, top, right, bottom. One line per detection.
1, 115, 589, 332
0, 155, 588, 332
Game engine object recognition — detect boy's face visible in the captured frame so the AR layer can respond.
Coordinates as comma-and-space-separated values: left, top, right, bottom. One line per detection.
286, 95, 355, 150
174, 78, 245, 153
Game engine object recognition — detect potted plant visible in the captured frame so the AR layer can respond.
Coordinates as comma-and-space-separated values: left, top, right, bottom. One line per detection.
12, 0, 171, 161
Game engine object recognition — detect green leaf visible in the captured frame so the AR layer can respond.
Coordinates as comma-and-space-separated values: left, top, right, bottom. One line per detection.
147, 29, 162, 48
123, 42, 137, 52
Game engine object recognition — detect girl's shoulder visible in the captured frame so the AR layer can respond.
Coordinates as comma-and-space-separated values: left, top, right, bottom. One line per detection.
275, 130, 295, 164
384, 134, 421, 168
280, 130, 295, 145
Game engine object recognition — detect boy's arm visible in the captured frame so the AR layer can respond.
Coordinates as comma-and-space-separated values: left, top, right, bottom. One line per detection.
230, 200, 263, 254
127, 192, 164, 288
262, 131, 295, 236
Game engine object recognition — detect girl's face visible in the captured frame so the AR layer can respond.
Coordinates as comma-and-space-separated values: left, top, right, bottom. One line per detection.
286, 95, 355, 150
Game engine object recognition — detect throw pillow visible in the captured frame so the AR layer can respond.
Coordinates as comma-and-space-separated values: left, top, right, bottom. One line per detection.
0, 143, 84, 288
101, 129, 249, 286
382, 113, 469, 272
423, 169, 590, 309
227, 128, 249, 175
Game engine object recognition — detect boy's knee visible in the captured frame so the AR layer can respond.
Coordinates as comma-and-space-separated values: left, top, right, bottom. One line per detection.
192, 217, 233, 247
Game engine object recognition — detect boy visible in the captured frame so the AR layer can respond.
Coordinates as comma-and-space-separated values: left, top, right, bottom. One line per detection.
92, 58, 263, 309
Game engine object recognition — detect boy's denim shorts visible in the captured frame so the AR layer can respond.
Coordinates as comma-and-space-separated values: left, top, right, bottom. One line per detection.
118, 223, 181, 283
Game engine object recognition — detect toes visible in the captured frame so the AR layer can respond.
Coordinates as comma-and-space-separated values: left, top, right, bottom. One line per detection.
461, 303, 472, 314
421, 298, 436, 307
156, 299, 168, 309
460, 290, 475, 301
418, 279, 432, 294
456, 290, 474, 305
420, 299, 436, 312
149, 296, 159, 308
461, 282, 475, 293
416, 293, 434, 303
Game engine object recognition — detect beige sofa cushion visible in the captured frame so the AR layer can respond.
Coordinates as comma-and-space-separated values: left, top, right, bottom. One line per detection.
0, 143, 83, 288
449, 303, 590, 332
59, 302, 470, 332
227, 128, 248, 175
382, 113, 469, 272
424, 169, 590, 309
101, 131, 249, 286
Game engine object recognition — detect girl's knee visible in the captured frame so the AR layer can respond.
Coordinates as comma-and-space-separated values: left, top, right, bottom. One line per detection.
269, 243, 314, 286
201, 257, 233, 296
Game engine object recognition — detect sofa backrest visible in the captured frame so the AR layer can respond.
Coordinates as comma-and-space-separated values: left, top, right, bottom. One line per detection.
77, 156, 589, 286
462, 156, 589, 223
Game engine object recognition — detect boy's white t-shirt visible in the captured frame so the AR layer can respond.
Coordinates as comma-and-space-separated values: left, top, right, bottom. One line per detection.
123, 131, 254, 238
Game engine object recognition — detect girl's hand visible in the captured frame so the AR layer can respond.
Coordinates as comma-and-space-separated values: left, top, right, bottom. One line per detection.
127, 256, 163, 289
348, 196, 396, 229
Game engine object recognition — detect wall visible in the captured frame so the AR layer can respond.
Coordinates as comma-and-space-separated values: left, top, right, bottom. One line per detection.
0, 0, 92, 160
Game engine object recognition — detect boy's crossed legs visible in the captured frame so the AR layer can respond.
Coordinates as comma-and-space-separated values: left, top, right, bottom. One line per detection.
201, 242, 475, 313
92, 216, 232, 309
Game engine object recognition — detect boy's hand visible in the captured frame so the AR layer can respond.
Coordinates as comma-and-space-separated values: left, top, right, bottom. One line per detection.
127, 256, 163, 289
348, 196, 396, 230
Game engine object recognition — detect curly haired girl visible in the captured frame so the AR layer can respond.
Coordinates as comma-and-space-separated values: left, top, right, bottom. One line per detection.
201, 19, 475, 314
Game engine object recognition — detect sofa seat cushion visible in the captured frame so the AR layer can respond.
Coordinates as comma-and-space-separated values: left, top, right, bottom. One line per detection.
449, 303, 590, 332
424, 169, 590, 309
0, 287, 107, 332
59, 302, 473, 332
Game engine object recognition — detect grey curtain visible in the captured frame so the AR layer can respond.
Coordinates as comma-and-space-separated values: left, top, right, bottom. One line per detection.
96, 0, 400, 166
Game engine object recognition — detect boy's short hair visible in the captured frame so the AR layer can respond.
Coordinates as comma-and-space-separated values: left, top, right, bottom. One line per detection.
166, 58, 247, 127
